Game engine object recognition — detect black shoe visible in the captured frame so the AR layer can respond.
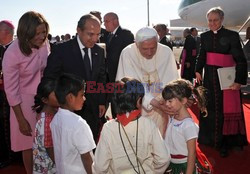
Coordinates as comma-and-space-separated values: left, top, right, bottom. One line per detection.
0, 160, 10, 168
220, 148, 228, 158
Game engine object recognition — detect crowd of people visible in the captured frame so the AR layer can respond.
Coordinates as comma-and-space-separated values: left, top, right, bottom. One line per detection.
0, 6, 248, 174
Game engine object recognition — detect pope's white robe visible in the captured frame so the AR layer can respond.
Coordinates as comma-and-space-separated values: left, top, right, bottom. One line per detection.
116, 43, 180, 136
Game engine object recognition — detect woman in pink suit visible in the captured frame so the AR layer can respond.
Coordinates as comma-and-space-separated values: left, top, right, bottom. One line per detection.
2, 11, 50, 174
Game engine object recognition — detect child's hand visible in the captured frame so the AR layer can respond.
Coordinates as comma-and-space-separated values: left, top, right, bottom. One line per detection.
195, 72, 202, 84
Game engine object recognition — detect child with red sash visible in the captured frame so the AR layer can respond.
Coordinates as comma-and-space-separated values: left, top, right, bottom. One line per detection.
93, 77, 170, 174
162, 79, 212, 174
32, 79, 58, 174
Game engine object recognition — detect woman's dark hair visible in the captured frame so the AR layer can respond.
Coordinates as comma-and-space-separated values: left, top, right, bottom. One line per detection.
55, 73, 85, 105
17, 11, 49, 56
32, 78, 56, 114
112, 77, 145, 115
162, 79, 208, 116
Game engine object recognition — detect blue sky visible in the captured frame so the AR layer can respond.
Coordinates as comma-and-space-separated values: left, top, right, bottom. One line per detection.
1, 0, 181, 36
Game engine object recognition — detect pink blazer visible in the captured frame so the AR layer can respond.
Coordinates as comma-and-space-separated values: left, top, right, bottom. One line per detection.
2, 39, 50, 106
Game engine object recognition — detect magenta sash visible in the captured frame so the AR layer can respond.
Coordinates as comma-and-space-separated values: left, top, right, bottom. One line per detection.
206, 52, 235, 67
206, 52, 244, 135
0, 72, 3, 90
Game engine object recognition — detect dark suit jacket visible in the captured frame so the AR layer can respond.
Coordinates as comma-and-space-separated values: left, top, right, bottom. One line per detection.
106, 26, 134, 82
195, 36, 201, 56
196, 27, 247, 85
182, 34, 196, 81
43, 38, 106, 139
0, 43, 12, 90
99, 28, 108, 43
160, 36, 173, 50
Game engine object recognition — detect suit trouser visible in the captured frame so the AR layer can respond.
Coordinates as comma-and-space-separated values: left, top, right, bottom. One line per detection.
0, 90, 11, 163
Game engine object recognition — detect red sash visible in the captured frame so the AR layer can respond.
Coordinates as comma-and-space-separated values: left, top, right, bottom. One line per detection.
116, 110, 141, 127
196, 144, 213, 173
170, 145, 213, 173
170, 154, 187, 159
206, 52, 244, 135
44, 113, 54, 148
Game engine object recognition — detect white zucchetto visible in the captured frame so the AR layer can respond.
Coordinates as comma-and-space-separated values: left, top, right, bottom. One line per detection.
135, 27, 159, 43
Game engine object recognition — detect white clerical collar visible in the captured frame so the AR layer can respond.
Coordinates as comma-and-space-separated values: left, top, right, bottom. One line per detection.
212, 26, 222, 34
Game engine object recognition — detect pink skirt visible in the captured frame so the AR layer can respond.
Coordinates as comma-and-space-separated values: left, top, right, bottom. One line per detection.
10, 93, 37, 152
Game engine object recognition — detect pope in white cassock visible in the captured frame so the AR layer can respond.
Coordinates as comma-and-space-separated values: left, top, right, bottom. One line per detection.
116, 27, 180, 136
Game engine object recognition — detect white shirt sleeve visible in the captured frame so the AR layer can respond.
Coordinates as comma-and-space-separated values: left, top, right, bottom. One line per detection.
73, 119, 96, 154
183, 121, 199, 142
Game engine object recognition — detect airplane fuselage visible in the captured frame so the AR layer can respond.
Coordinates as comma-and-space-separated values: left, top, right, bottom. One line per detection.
178, 0, 250, 29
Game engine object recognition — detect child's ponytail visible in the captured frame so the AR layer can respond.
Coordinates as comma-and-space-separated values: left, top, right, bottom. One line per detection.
193, 86, 208, 117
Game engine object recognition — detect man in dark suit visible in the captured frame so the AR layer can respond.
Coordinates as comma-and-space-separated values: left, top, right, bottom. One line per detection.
180, 28, 196, 82
103, 12, 134, 117
190, 27, 201, 55
90, 11, 108, 43
103, 12, 134, 83
43, 14, 106, 142
0, 20, 14, 168
195, 7, 247, 157
154, 24, 180, 69
154, 24, 173, 50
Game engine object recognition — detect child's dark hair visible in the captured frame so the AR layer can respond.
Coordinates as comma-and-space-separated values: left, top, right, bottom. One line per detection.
162, 79, 208, 116
32, 78, 56, 113
112, 77, 145, 115
55, 73, 85, 105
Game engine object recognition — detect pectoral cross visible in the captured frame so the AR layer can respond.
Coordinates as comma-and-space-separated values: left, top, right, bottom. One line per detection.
147, 74, 152, 87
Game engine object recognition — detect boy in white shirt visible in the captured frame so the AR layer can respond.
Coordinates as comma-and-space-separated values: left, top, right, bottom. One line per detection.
93, 77, 170, 173
50, 73, 96, 174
